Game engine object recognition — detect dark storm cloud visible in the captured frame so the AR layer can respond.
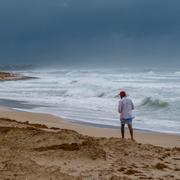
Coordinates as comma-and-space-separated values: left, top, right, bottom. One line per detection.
0, 0, 180, 67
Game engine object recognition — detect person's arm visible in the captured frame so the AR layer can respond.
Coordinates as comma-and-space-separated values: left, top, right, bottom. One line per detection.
131, 100, 134, 110
118, 101, 122, 113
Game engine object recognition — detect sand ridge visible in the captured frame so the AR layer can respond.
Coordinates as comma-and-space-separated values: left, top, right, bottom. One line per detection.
0, 71, 36, 81
0, 118, 179, 180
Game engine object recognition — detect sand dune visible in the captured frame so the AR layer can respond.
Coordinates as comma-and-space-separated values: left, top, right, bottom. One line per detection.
0, 118, 179, 180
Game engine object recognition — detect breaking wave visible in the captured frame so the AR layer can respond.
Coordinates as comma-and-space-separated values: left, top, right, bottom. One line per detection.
140, 97, 169, 108
0, 68, 180, 133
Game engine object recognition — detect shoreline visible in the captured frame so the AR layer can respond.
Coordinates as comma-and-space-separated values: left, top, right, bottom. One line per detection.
66, 118, 180, 135
0, 98, 179, 135
0, 106, 179, 148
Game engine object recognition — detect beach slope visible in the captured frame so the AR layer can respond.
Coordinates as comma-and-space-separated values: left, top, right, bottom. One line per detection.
0, 111, 179, 179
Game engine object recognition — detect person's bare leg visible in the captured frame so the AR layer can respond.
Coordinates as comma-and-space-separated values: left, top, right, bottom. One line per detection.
128, 124, 135, 141
121, 124, 125, 139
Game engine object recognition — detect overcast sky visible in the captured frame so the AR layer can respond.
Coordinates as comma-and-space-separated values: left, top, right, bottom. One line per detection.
0, 0, 180, 67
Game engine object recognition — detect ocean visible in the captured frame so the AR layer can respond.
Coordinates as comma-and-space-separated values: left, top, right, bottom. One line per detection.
0, 68, 180, 134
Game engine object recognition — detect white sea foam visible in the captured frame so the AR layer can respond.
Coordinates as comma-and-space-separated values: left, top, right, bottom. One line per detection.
0, 68, 180, 133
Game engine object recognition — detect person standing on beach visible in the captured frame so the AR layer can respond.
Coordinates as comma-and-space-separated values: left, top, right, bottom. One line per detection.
118, 90, 135, 141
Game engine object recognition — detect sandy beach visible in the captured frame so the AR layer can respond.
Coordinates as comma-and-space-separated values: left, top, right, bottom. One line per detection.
1, 0, 180, 178
0, 107, 179, 180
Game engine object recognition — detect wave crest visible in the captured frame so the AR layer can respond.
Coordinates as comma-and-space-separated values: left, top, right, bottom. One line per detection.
140, 97, 169, 108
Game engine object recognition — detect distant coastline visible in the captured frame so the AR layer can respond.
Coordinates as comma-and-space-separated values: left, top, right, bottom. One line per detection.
0, 64, 34, 71
0, 71, 37, 81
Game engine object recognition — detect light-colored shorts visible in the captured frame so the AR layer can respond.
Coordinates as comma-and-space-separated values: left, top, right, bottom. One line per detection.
120, 118, 133, 125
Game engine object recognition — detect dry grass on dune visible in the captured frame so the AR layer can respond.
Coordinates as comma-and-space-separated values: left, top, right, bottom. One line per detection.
0, 118, 179, 180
